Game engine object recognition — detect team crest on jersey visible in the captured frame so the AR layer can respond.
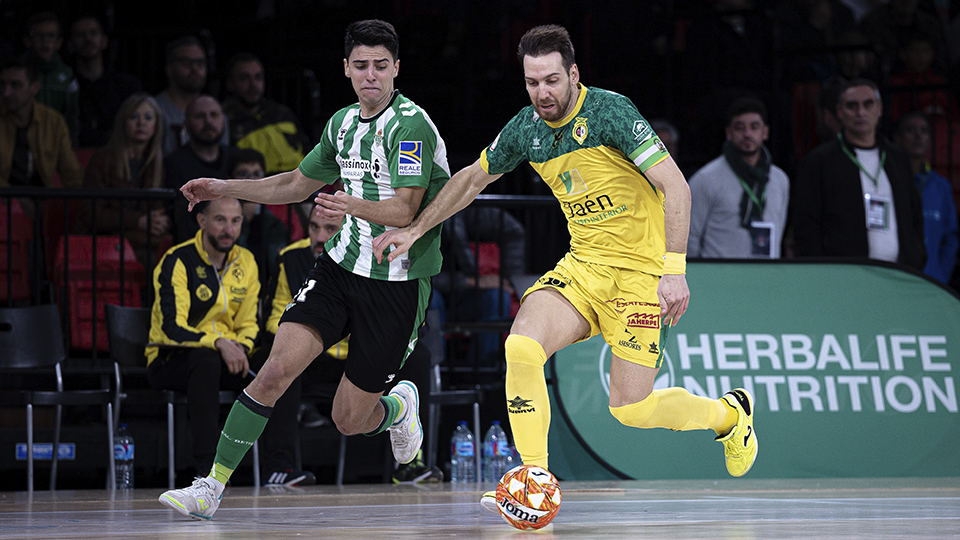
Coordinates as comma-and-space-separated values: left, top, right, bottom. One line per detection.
398, 141, 422, 176
195, 266, 207, 279
572, 117, 588, 145
374, 129, 384, 147
196, 284, 212, 301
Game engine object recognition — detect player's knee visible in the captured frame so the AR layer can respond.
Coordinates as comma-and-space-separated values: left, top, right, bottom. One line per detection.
249, 359, 295, 399
330, 405, 364, 435
505, 334, 547, 368
608, 393, 658, 428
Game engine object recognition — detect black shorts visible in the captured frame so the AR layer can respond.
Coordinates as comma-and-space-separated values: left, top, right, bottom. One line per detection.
280, 253, 431, 393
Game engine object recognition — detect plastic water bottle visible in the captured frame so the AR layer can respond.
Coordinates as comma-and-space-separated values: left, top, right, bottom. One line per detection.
114, 423, 134, 489
482, 420, 511, 482
449, 421, 476, 483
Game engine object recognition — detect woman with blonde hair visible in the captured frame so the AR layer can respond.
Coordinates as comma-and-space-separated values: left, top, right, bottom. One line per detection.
82, 92, 171, 266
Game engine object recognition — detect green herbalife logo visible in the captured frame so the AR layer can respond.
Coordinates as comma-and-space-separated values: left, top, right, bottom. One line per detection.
557, 169, 587, 195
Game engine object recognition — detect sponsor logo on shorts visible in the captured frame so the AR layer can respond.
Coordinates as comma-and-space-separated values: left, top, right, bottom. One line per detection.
538, 276, 568, 289
508, 396, 535, 414
618, 339, 644, 352
627, 311, 660, 329
398, 141, 422, 176
648, 342, 659, 354
384, 373, 396, 384
606, 298, 660, 314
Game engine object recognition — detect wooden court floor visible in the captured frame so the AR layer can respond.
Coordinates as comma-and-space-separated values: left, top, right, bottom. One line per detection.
1, 477, 959, 539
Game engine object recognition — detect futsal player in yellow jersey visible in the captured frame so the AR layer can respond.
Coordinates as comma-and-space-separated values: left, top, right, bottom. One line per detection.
374, 24, 758, 511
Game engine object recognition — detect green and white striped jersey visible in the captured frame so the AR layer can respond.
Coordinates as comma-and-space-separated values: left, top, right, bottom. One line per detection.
299, 91, 449, 281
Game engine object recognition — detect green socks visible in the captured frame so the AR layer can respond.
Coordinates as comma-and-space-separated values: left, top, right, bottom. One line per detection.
209, 391, 271, 484
365, 395, 403, 436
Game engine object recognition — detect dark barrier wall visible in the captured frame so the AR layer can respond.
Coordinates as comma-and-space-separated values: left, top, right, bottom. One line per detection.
548, 261, 960, 480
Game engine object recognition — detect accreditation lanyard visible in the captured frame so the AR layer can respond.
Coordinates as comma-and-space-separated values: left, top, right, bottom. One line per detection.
838, 134, 886, 189
736, 174, 766, 215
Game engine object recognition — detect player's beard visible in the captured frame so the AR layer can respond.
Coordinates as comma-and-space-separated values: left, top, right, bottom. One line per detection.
536, 84, 575, 123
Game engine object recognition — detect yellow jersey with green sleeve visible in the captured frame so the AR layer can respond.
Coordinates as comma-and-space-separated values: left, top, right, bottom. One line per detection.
480, 84, 670, 274
298, 90, 449, 281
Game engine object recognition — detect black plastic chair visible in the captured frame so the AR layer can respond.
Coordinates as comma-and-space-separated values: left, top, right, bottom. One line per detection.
421, 308, 483, 478
105, 304, 259, 488
0, 304, 116, 492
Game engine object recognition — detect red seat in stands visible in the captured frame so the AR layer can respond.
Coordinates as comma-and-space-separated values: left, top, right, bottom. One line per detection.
53, 236, 145, 351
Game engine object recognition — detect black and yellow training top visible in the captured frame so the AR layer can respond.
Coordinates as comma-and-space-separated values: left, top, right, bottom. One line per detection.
146, 229, 260, 366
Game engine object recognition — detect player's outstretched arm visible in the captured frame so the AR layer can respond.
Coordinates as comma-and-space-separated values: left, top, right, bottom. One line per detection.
645, 155, 692, 325
181, 168, 319, 211
372, 159, 501, 263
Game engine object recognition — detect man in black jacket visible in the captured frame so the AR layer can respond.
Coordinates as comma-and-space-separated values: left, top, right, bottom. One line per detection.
791, 78, 925, 270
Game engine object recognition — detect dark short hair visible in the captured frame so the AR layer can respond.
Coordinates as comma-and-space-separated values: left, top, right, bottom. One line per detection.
228, 148, 266, 173
165, 35, 204, 64
726, 96, 768, 126
517, 25, 576, 72
226, 52, 262, 79
838, 77, 880, 100
344, 20, 399, 61
895, 110, 931, 133
1, 58, 39, 83
26, 11, 61, 33
70, 14, 105, 37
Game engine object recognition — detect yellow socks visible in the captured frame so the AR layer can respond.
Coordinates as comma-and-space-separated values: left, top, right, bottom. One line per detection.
609, 387, 738, 435
504, 335, 550, 469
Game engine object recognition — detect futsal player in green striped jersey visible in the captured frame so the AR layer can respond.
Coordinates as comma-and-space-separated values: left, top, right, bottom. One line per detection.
160, 19, 449, 520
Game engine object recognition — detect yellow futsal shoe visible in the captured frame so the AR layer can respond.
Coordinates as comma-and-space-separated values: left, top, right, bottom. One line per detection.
715, 388, 757, 477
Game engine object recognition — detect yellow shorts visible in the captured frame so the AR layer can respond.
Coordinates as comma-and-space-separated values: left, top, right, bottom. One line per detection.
522, 253, 666, 368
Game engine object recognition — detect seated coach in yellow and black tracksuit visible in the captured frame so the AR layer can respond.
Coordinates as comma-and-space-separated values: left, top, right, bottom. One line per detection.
146, 197, 261, 477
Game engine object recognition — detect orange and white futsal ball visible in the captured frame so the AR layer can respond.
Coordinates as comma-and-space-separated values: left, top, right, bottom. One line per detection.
495, 464, 562, 530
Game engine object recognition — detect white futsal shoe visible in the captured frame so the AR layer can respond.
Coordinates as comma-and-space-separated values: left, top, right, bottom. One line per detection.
387, 381, 423, 464
480, 491, 498, 513
158, 476, 224, 520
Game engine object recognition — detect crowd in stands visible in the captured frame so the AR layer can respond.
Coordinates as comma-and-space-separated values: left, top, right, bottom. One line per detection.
669, 0, 960, 291
0, 1, 959, 483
